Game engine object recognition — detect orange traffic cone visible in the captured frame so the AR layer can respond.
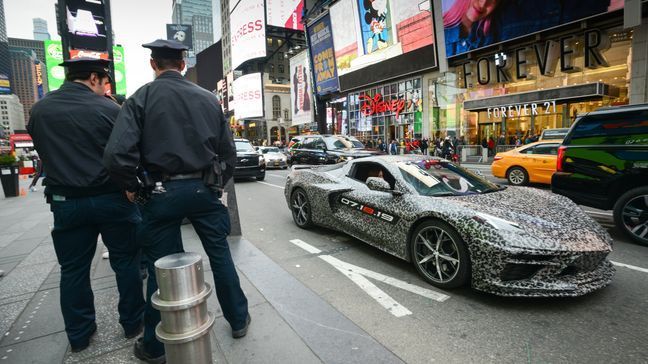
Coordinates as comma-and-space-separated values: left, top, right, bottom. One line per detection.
20, 188, 27, 196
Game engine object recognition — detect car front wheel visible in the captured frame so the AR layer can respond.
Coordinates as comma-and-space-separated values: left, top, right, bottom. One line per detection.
614, 186, 648, 246
290, 188, 313, 229
507, 167, 528, 186
409, 220, 470, 289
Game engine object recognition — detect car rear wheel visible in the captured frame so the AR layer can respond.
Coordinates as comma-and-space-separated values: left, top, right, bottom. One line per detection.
409, 220, 470, 289
290, 188, 313, 229
256, 173, 265, 181
507, 167, 528, 186
614, 187, 648, 246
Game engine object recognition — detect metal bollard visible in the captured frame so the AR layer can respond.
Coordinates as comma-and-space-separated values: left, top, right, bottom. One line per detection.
151, 253, 215, 364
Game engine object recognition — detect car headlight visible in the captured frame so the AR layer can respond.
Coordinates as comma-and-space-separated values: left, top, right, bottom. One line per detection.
472, 212, 522, 232
259, 156, 265, 165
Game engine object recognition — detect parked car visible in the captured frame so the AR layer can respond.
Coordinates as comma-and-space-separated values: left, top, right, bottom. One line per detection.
491, 141, 561, 185
288, 134, 380, 166
539, 128, 570, 141
234, 138, 265, 181
552, 104, 648, 246
258, 146, 288, 169
285, 155, 614, 297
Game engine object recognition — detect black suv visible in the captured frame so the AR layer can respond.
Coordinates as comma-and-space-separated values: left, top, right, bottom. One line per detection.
552, 104, 648, 245
288, 134, 380, 165
234, 138, 265, 181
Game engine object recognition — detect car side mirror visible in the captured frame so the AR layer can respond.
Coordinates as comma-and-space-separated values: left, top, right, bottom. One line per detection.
366, 177, 391, 192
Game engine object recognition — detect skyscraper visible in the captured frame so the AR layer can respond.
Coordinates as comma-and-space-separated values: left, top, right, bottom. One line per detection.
9, 38, 48, 93
220, 0, 231, 76
9, 48, 39, 124
172, 0, 214, 63
0, 94, 25, 134
33, 18, 51, 41
0, 0, 12, 95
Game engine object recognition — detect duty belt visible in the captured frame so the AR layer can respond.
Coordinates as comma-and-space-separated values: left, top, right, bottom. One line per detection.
164, 171, 203, 181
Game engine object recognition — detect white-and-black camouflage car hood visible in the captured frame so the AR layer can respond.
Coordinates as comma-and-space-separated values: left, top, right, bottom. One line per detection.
284, 155, 614, 297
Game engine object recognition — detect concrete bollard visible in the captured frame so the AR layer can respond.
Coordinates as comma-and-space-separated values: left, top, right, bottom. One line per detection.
151, 253, 215, 364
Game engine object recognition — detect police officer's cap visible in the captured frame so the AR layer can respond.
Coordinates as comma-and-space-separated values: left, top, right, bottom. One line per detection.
142, 39, 188, 60
59, 57, 112, 75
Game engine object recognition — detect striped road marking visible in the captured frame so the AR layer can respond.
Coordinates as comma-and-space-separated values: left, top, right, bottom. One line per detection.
289, 239, 450, 318
256, 181, 284, 189
611, 261, 648, 274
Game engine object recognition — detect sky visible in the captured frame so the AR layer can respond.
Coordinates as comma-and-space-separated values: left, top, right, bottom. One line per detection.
4, 0, 174, 95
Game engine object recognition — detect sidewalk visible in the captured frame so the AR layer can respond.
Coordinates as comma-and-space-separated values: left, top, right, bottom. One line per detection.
0, 179, 403, 363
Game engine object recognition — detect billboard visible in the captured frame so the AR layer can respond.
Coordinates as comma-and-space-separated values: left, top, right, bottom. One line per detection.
442, 0, 624, 58
64, 0, 109, 51
230, 0, 266, 70
44, 40, 126, 95
307, 14, 339, 96
233, 73, 263, 120
329, 0, 436, 90
166, 24, 193, 50
267, 0, 304, 31
290, 50, 313, 126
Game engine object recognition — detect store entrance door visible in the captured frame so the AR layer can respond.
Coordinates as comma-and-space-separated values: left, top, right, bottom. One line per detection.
478, 123, 501, 144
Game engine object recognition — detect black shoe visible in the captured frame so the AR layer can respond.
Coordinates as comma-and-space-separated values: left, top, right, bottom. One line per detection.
232, 314, 251, 339
70, 322, 97, 353
134, 338, 166, 364
124, 322, 143, 339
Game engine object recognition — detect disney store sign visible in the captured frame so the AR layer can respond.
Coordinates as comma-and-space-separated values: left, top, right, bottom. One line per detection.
360, 94, 406, 118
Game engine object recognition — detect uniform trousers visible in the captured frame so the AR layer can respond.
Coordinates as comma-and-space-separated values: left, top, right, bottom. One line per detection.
50, 192, 145, 347
139, 179, 248, 357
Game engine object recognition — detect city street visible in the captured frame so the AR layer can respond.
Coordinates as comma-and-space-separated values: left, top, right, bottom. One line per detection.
234, 165, 648, 364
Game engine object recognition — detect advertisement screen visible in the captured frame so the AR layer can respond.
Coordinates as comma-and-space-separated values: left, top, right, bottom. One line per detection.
166, 24, 193, 50
64, 0, 109, 51
45, 40, 126, 95
307, 14, 339, 96
267, 0, 304, 31
230, 0, 266, 70
329, 0, 436, 90
233, 73, 263, 120
442, 0, 624, 58
290, 50, 313, 126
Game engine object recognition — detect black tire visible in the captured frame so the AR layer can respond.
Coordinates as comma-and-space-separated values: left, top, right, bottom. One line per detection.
290, 188, 313, 229
409, 220, 470, 289
613, 186, 648, 246
507, 166, 528, 186
256, 173, 265, 181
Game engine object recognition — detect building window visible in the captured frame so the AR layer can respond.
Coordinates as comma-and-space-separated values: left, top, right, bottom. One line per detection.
278, 64, 285, 73
284, 109, 289, 120
272, 95, 281, 120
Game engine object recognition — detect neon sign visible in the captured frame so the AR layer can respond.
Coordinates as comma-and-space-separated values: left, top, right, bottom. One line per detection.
360, 94, 405, 118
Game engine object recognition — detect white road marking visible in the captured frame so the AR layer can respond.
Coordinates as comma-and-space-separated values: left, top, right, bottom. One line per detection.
266, 174, 287, 179
584, 211, 613, 217
256, 181, 285, 189
289, 238, 450, 317
611, 261, 648, 274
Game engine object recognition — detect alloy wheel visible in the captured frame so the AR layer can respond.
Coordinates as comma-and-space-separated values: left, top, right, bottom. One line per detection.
413, 226, 461, 284
291, 190, 311, 227
622, 194, 648, 243
508, 168, 526, 185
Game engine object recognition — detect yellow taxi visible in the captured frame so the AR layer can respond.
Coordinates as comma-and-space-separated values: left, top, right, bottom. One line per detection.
491, 141, 562, 186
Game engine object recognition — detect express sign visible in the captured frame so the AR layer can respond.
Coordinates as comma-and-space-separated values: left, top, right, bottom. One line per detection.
360, 94, 405, 118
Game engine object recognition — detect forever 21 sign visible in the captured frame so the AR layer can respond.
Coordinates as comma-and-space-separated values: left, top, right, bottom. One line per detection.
459, 29, 610, 88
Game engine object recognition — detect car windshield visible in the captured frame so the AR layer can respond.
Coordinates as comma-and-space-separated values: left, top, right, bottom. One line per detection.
323, 136, 364, 150
397, 159, 501, 196
235, 141, 255, 152
261, 147, 280, 154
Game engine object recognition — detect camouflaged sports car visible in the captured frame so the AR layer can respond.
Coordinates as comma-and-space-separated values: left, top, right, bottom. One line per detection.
284, 155, 615, 297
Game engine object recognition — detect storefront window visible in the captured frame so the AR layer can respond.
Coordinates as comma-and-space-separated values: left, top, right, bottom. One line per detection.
442, 26, 632, 146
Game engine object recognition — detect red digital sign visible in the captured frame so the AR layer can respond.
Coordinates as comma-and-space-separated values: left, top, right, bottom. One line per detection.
360, 94, 405, 118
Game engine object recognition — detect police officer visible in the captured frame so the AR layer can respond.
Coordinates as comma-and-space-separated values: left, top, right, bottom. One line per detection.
27, 58, 145, 352
103, 40, 249, 363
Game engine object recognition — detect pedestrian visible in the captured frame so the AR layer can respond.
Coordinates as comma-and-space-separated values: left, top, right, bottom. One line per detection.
103, 40, 250, 364
27, 58, 145, 352
28, 150, 42, 191
389, 139, 398, 155
488, 136, 495, 157
377, 138, 387, 153
420, 138, 428, 155
498, 133, 506, 146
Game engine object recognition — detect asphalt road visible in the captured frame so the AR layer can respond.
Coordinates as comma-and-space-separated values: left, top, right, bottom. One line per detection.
234, 165, 648, 364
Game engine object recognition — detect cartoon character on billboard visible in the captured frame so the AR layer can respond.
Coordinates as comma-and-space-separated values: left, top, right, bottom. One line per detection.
359, 0, 392, 54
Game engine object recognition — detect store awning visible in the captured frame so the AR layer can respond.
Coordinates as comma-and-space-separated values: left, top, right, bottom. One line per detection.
463, 82, 619, 111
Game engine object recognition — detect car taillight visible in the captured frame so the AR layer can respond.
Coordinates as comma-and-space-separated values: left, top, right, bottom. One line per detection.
493, 155, 503, 161
556, 146, 566, 172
